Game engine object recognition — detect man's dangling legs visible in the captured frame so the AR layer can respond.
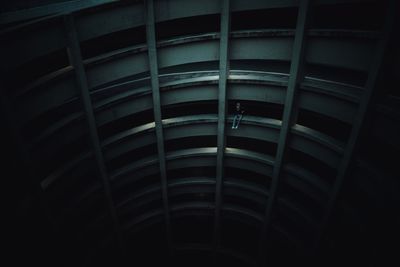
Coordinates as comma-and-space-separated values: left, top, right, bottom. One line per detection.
232, 115, 238, 129
233, 114, 242, 129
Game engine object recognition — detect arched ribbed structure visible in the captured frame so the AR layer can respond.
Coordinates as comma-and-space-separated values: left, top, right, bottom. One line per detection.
2, 1, 399, 266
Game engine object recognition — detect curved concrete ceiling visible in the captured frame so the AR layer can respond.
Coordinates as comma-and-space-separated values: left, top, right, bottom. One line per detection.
2, 0, 399, 266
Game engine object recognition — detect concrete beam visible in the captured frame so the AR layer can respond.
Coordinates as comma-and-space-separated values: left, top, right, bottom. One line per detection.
145, 0, 173, 257
214, 0, 231, 253
259, 0, 311, 264
0, 0, 117, 25
313, 0, 396, 253
63, 13, 124, 253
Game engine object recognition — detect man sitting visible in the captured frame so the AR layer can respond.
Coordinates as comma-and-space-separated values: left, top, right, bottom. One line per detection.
232, 102, 244, 129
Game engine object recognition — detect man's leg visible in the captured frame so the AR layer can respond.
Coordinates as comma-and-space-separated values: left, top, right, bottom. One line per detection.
233, 115, 242, 129
235, 114, 243, 129
232, 115, 238, 129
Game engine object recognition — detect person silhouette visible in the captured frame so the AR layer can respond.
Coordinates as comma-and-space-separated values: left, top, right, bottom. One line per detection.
232, 102, 244, 129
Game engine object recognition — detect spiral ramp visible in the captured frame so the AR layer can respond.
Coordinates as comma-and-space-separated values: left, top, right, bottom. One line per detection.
2, 0, 399, 266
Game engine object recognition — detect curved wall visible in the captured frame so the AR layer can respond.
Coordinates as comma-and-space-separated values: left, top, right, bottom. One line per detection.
2, 0, 399, 266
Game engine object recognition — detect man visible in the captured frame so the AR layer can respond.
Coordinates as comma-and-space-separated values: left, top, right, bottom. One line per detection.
232, 102, 244, 129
